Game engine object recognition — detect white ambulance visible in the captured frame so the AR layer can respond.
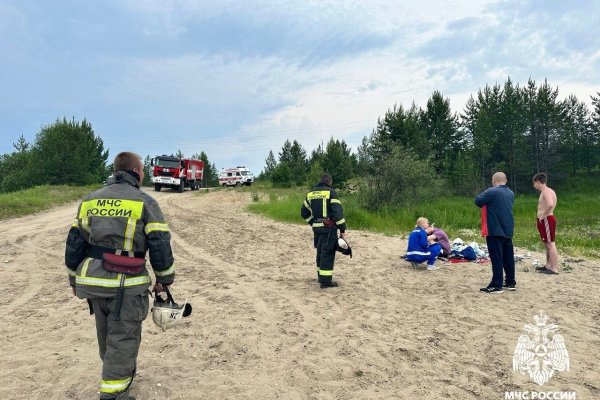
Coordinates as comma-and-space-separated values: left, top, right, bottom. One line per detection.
218, 166, 254, 187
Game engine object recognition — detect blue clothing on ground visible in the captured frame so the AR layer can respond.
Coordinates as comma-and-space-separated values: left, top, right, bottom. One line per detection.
474, 185, 515, 238
405, 227, 442, 265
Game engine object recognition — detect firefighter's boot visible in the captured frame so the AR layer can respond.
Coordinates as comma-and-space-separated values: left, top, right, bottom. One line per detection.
320, 281, 339, 289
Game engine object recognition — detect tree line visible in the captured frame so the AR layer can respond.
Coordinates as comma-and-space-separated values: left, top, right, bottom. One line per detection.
261, 78, 600, 210
0, 118, 219, 193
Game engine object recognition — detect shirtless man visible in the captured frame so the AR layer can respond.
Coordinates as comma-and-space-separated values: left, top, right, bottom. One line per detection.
532, 173, 559, 274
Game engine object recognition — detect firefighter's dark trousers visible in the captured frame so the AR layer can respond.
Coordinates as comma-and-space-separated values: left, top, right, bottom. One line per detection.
314, 229, 338, 283
91, 294, 149, 399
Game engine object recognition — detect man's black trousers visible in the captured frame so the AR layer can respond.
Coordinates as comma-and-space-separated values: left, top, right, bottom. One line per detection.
486, 235, 516, 288
314, 229, 338, 283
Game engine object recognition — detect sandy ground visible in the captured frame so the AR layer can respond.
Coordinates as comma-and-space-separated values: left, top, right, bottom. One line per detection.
1, 188, 599, 400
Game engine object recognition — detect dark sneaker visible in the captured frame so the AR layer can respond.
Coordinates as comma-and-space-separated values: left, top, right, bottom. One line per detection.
538, 268, 559, 275
480, 286, 504, 294
320, 281, 339, 289
503, 283, 516, 291
535, 265, 547, 271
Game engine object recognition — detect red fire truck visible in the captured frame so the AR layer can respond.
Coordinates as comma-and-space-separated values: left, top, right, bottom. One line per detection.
151, 155, 204, 192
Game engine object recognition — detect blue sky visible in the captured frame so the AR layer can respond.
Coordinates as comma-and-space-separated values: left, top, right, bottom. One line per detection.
1, 0, 598, 174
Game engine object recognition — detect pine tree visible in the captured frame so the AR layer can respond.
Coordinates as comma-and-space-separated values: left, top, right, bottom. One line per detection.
13, 134, 29, 153
499, 78, 528, 193
142, 155, 152, 186
278, 140, 293, 164
422, 91, 459, 175
198, 151, 218, 187
288, 140, 308, 185
30, 117, 108, 186
263, 150, 277, 179
322, 138, 354, 185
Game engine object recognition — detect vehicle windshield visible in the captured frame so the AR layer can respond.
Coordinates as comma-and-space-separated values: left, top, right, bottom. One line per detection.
155, 159, 180, 168
241, 171, 249, 176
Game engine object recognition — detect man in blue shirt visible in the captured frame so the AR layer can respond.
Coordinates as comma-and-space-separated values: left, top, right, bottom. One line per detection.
475, 172, 515, 293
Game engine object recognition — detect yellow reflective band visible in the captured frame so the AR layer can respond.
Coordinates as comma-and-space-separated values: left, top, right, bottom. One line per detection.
331, 199, 342, 204
81, 218, 91, 233
307, 190, 331, 200
71, 219, 78, 228
304, 216, 312, 222
123, 218, 137, 251
303, 200, 311, 211
312, 222, 324, 227
145, 222, 169, 235
155, 264, 175, 277
100, 377, 132, 393
66, 267, 76, 277
76, 275, 151, 288
336, 218, 346, 225
318, 269, 333, 276
81, 258, 92, 277
79, 199, 143, 219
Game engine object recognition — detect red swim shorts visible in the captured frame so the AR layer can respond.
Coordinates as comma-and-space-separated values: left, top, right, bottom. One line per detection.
537, 215, 557, 242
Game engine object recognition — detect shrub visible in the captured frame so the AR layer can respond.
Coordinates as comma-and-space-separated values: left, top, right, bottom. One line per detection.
358, 145, 444, 211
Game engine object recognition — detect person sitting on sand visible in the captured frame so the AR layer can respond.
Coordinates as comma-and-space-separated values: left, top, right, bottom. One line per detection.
405, 217, 442, 271
426, 225, 451, 257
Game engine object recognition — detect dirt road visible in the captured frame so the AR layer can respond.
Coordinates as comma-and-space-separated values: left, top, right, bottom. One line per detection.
1, 188, 599, 399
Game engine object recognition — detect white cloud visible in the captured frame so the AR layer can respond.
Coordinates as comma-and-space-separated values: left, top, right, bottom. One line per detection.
1, 0, 598, 174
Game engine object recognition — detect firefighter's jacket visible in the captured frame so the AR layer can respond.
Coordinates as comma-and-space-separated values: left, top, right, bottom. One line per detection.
65, 171, 175, 299
301, 181, 346, 233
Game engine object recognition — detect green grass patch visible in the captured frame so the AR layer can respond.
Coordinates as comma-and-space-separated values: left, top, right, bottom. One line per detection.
0, 185, 100, 220
247, 189, 600, 258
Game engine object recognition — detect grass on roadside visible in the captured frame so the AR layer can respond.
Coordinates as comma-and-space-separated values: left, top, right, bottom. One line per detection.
247, 188, 600, 258
0, 185, 100, 220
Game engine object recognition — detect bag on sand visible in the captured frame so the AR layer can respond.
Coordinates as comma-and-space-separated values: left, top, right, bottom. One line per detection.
451, 246, 477, 261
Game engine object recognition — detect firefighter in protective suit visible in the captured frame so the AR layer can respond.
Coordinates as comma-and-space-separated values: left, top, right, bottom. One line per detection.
65, 152, 175, 400
300, 173, 347, 288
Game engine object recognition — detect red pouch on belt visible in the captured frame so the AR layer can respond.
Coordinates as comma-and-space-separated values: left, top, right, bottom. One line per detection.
102, 253, 146, 275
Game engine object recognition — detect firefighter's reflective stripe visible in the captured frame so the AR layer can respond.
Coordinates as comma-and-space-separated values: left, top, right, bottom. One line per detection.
79, 199, 144, 219
307, 190, 330, 217
76, 257, 151, 287
66, 267, 76, 277
76, 275, 151, 287
100, 377, 132, 393
336, 218, 346, 225
154, 264, 175, 277
331, 199, 342, 205
318, 269, 333, 276
123, 218, 137, 251
71, 219, 78, 228
312, 222, 325, 227
144, 222, 169, 235
303, 200, 313, 222
81, 217, 91, 233
81, 257, 92, 276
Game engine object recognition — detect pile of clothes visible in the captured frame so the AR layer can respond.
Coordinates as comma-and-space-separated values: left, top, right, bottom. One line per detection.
448, 238, 489, 263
